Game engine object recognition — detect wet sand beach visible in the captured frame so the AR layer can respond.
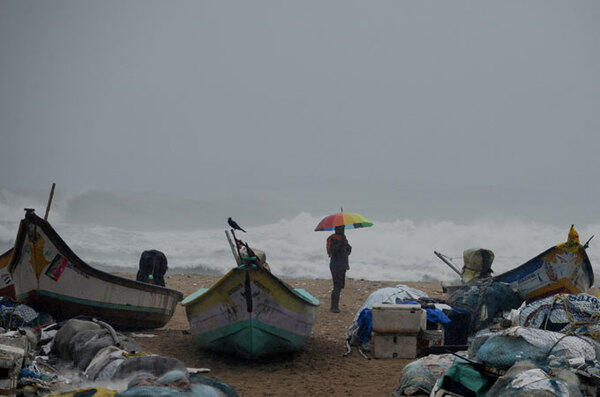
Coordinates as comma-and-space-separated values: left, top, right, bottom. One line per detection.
116, 273, 443, 397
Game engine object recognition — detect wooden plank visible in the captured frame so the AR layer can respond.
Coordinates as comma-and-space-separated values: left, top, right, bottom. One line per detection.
225, 230, 241, 266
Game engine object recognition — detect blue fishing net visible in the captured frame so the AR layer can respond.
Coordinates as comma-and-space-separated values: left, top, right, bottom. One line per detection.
476, 336, 546, 369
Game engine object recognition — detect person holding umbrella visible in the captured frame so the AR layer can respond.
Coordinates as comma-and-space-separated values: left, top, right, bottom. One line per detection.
327, 226, 352, 312
315, 211, 373, 313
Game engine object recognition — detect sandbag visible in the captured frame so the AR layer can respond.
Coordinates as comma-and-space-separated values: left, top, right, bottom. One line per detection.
136, 250, 168, 286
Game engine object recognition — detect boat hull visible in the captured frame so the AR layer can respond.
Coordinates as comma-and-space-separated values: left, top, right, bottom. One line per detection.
7, 211, 183, 330
495, 243, 593, 302
183, 267, 319, 357
0, 249, 15, 298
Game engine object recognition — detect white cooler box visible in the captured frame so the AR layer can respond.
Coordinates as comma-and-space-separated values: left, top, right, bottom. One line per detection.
372, 333, 418, 359
371, 304, 426, 334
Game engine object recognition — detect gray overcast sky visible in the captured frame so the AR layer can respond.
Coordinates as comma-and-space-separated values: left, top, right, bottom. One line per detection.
1, 1, 599, 196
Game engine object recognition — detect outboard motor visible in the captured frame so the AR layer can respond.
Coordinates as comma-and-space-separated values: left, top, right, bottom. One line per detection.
136, 250, 168, 286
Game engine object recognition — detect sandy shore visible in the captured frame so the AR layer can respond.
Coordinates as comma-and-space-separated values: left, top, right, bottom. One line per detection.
115, 273, 444, 396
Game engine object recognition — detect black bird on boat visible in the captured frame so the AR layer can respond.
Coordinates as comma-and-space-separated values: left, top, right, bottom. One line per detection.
228, 217, 246, 233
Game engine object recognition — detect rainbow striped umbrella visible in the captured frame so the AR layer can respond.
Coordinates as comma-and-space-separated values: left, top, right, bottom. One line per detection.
314, 211, 373, 231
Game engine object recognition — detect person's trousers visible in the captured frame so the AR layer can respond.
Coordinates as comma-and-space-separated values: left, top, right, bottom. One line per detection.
330, 263, 346, 310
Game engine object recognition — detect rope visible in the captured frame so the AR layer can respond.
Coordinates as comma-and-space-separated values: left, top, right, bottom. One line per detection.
542, 294, 600, 333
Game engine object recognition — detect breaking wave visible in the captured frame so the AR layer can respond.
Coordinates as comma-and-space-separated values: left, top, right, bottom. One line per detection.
0, 189, 598, 281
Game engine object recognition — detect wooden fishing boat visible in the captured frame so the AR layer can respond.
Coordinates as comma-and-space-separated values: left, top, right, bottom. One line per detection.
494, 239, 594, 302
6, 209, 183, 329
0, 248, 14, 298
438, 228, 594, 302
183, 264, 320, 358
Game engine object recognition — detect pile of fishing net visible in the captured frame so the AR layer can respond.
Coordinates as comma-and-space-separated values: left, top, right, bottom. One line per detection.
0, 297, 54, 330
487, 360, 583, 397
447, 278, 523, 334
392, 353, 457, 396
468, 326, 600, 369
51, 371, 239, 397
429, 357, 587, 397
52, 319, 188, 381
118, 370, 239, 397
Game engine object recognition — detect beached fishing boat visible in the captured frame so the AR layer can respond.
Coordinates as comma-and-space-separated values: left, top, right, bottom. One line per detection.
183, 264, 320, 357
438, 226, 594, 302
6, 209, 183, 329
494, 231, 594, 302
0, 248, 14, 298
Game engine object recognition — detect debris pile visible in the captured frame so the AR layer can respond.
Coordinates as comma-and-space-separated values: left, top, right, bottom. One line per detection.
0, 315, 239, 396
391, 226, 600, 396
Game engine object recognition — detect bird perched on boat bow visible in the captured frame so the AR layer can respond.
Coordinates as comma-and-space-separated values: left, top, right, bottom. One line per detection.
228, 217, 246, 233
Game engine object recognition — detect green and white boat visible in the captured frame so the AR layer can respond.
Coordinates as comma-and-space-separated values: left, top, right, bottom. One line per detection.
182, 264, 320, 358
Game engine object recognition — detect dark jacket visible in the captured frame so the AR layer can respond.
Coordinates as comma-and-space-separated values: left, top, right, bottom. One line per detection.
327, 234, 352, 269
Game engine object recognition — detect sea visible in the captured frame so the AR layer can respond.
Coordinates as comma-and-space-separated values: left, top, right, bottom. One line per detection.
1, 187, 598, 282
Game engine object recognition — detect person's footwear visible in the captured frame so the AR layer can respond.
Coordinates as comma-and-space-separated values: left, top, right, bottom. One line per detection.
330, 307, 340, 313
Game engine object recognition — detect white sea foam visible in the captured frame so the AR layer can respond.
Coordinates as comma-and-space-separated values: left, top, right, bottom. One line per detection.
0, 189, 598, 281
